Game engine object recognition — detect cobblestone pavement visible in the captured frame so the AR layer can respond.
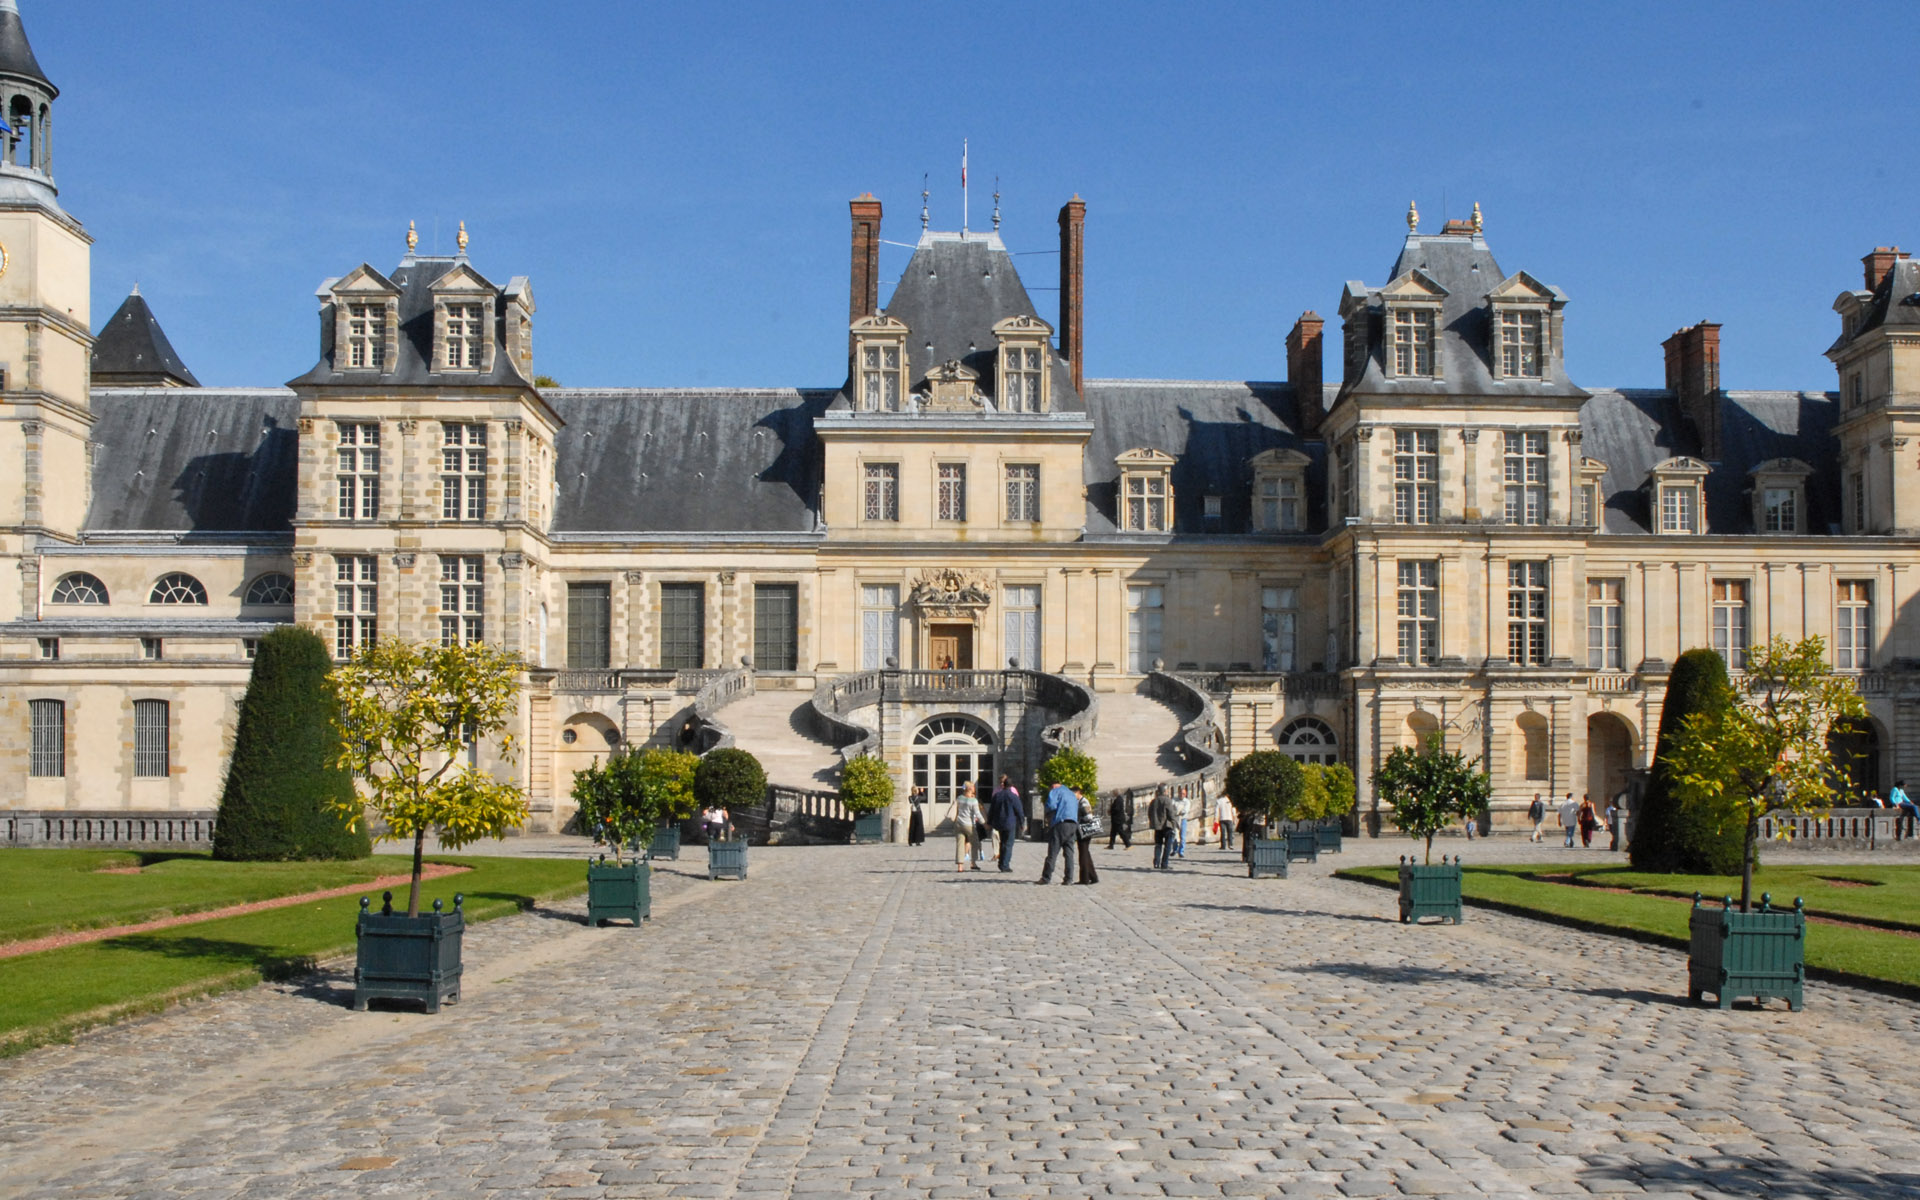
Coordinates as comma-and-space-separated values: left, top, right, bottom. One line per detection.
4, 838, 1919, 1198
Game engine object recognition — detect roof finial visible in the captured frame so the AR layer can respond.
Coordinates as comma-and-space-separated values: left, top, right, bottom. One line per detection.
129, 281, 141, 297
456, 221, 469, 254
992, 177, 1001, 232
1407, 200, 1419, 233
921, 174, 930, 232
406, 220, 418, 253
1470, 201, 1483, 234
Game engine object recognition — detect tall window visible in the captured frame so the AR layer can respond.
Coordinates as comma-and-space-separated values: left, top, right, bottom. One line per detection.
660, 582, 705, 670
1660, 485, 1698, 534
1852, 473, 1867, 533
445, 303, 483, 368
1393, 309, 1435, 376
1004, 585, 1041, 669
1711, 579, 1749, 671
1125, 473, 1169, 532
861, 345, 902, 411
1503, 431, 1547, 525
1763, 487, 1796, 533
1587, 579, 1623, 670
133, 699, 169, 778
1126, 584, 1164, 673
860, 584, 899, 670
753, 583, 798, 671
438, 555, 484, 645
1500, 310, 1544, 378
347, 303, 384, 370
1393, 430, 1438, 524
1507, 561, 1548, 666
333, 555, 378, 659
1002, 346, 1043, 412
937, 463, 967, 522
863, 463, 898, 522
1261, 586, 1298, 672
1577, 482, 1598, 527
29, 699, 63, 778
336, 423, 380, 520
566, 582, 611, 669
1396, 560, 1438, 665
442, 424, 487, 521
1836, 581, 1873, 671
1005, 464, 1039, 522
1335, 442, 1354, 520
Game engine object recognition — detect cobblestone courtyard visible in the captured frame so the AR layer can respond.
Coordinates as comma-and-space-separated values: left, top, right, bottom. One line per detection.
4, 838, 1919, 1199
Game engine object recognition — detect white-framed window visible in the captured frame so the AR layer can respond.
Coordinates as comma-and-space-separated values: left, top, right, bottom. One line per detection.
1396, 560, 1438, 665
37, 637, 58, 660
444, 303, 484, 369
1507, 561, 1547, 666
1393, 429, 1438, 524
243, 638, 259, 660
244, 573, 295, 606
50, 572, 108, 605
1276, 716, 1339, 766
937, 463, 967, 522
1335, 442, 1354, 520
1127, 584, 1164, 673
438, 555, 485, 645
347, 303, 384, 370
1577, 483, 1598, 527
141, 637, 163, 661
1261, 586, 1298, 672
1002, 345, 1044, 412
1836, 581, 1873, 671
1004, 585, 1041, 669
133, 699, 169, 778
1503, 431, 1547, 525
150, 573, 208, 605
1005, 463, 1040, 523
860, 584, 899, 670
861, 344, 903, 411
442, 423, 487, 521
1763, 487, 1797, 533
1124, 473, 1169, 532
29, 698, 64, 777
334, 555, 378, 660
1256, 475, 1302, 531
1587, 579, 1623, 670
1660, 485, 1698, 534
336, 422, 380, 521
1500, 310, 1545, 378
1711, 579, 1749, 671
863, 463, 898, 522
1393, 309, 1435, 376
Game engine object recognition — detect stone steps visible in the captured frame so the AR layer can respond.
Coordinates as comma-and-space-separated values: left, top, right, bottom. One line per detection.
718, 691, 843, 791
1079, 687, 1192, 789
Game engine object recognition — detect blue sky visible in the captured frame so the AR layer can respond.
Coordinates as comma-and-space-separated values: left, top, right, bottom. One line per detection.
35, 2, 1920, 391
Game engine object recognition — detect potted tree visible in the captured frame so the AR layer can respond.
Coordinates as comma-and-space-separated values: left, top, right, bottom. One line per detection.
328, 639, 528, 1012
695, 747, 765, 880
1666, 636, 1865, 1009
639, 748, 698, 860
1374, 733, 1489, 924
1226, 751, 1305, 879
839, 754, 894, 843
1304, 763, 1355, 854
571, 749, 660, 927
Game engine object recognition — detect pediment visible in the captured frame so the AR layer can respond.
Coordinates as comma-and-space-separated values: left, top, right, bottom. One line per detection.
1748, 456, 1814, 478
851, 313, 909, 336
1650, 455, 1710, 477
330, 264, 400, 297
1116, 447, 1176, 468
1250, 448, 1311, 470
1578, 455, 1610, 476
992, 313, 1053, 338
429, 262, 496, 294
1486, 270, 1561, 304
1380, 269, 1449, 301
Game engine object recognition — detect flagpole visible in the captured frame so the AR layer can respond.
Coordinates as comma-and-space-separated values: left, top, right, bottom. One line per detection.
962, 138, 969, 236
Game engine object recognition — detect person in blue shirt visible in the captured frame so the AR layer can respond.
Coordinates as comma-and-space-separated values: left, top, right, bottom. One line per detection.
1893, 780, 1917, 829
1036, 781, 1080, 884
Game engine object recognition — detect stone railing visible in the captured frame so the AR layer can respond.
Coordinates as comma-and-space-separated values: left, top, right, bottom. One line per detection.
1138, 669, 1228, 801
532, 668, 714, 695
1757, 807, 1918, 848
688, 667, 755, 755
807, 668, 1098, 765
1587, 673, 1637, 694
1214, 670, 1344, 697
5, 810, 217, 848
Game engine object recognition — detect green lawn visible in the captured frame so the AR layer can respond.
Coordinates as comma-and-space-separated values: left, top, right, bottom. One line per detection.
1336, 862, 1920, 996
0, 855, 589, 1056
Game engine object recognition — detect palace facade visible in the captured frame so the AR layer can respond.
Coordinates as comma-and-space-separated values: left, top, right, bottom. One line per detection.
2, 4, 1912, 839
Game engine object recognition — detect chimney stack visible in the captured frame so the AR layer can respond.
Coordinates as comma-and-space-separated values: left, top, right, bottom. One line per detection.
849, 194, 882, 325
1286, 312, 1326, 435
1058, 196, 1086, 394
1662, 321, 1723, 459
1863, 246, 1907, 293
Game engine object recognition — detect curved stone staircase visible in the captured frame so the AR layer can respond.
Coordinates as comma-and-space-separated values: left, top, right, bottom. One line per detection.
1078, 684, 1194, 790
716, 689, 844, 791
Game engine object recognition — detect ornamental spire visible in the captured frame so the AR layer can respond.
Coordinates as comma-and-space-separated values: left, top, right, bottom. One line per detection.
406, 220, 418, 253
456, 220, 469, 254
1406, 200, 1419, 233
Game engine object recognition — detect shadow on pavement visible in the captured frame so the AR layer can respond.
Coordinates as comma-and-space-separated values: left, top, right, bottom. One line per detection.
1182, 901, 1393, 925
1579, 985, 1692, 1008
1285, 960, 1512, 987
1581, 1155, 1920, 1198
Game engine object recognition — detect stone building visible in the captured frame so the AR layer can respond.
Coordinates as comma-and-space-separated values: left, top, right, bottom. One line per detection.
0, 4, 1909, 842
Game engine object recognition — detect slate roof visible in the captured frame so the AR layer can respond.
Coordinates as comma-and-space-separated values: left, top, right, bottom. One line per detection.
546, 389, 832, 536
0, 0, 52, 92
1578, 388, 1839, 535
91, 289, 201, 387
1081, 380, 1328, 536
84, 389, 299, 533
289, 255, 533, 389
1847, 255, 1920, 339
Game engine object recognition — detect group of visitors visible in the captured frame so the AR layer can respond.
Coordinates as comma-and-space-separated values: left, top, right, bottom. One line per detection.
1525, 792, 1617, 850
700, 805, 733, 842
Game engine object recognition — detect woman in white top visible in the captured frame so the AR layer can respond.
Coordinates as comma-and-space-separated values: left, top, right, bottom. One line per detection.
951, 781, 984, 871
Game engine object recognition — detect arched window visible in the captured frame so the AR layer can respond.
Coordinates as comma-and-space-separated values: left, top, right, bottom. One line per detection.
244, 573, 295, 606
1404, 710, 1439, 752
1514, 712, 1550, 781
911, 716, 995, 806
150, 573, 208, 605
49, 573, 109, 605
1276, 717, 1339, 765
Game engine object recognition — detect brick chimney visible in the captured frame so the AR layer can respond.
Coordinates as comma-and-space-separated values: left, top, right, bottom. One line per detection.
1287, 312, 1326, 435
1863, 246, 1907, 293
1058, 196, 1086, 394
848, 194, 882, 325
1662, 321, 1723, 459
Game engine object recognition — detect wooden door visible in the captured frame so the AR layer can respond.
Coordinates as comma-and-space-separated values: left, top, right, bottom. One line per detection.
929, 624, 973, 669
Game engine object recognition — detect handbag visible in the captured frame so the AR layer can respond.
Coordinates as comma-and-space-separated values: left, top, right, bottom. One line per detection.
1079, 807, 1105, 838
974, 820, 989, 842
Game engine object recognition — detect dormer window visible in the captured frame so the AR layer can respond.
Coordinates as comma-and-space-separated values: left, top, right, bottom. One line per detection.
1487, 271, 1565, 382
1251, 448, 1311, 532
1649, 456, 1710, 534
1393, 310, 1435, 376
347, 304, 384, 370
444, 304, 484, 369
850, 314, 910, 412
1576, 458, 1608, 529
325, 266, 399, 374
1116, 448, 1176, 533
992, 314, 1053, 413
1500, 311, 1544, 378
1748, 457, 1812, 535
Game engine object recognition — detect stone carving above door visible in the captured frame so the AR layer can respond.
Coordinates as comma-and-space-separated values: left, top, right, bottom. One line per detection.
908, 568, 992, 620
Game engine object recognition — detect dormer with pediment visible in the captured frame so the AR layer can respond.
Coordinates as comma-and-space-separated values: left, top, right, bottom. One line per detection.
1375, 269, 1447, 381
1748, 457, 1813, 535
1575, 456, 1608, 529
1116, 447, 1175, 533
430, 261, 497, 374
851, 313, 909, 412
1648, 456, 1710, 534
326, 265, 400, 375
993, 313, 1053, 413
1250, 447, 1311, 533
1485, 271, 1567, 383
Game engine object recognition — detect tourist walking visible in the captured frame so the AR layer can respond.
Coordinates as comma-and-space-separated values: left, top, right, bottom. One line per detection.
1108, 789, 1135, 850
1149, 785, 1177, 870
1559, 793, 1579, 848
1527, 793, 1545, 843
1578, 794, 1597, 848
1074, 789, 1100, 885
951, 782, 984, 872
1174, 788, 1191, 858
1038, 781, 1081, 884
907, 787, 926, 846
988, 775, 1023, 872
1218, 786, 1237, 850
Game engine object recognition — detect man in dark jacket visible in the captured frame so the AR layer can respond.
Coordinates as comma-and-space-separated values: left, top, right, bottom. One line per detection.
1107, 789, 1135, 850
1148, 786, 1177, 870
987, 775, 1023, 872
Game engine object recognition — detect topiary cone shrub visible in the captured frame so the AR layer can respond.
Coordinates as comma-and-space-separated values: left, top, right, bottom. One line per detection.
695, 747, 767, 817
1632, 648, 1733, 874
213, 625, 369, 861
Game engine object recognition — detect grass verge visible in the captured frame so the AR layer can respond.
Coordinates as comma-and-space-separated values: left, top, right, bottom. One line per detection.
1335, 862, 1920, 1000
0, 855, 588, 1058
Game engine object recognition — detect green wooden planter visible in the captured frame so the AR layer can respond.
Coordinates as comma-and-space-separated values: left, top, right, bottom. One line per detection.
1285, 829, 1319, 863
353, 891, 463, 1013
708, 839, 749, 881
1688, 892, 1805, 1011
1247, 837, 1289, 879
1398, 857, 1464, 924
587, 857, 650, 927
851, 812, 885, 844
647, 824, 682, 860
1315, 820, 1344, 854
